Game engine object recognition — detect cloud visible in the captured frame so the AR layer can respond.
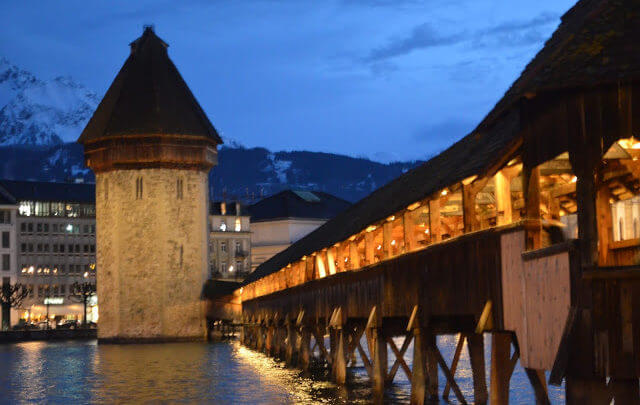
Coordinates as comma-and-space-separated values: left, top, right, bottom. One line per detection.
365, 12, 559, 63
365, 22, 464, 62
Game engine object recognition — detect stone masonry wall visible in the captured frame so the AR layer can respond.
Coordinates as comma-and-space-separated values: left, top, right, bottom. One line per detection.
96, 169, 209, 340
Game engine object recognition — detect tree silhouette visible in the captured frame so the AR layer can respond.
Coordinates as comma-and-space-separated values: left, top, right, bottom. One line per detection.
68, 282, 96, 327
0, 282, 29, 330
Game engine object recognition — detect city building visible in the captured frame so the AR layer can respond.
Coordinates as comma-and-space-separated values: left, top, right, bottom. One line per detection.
78, 26, 221, 341
209, 201, 251, 280
0, 180, 97, 326
250, 190, 350, 270
0, 187, 18, 329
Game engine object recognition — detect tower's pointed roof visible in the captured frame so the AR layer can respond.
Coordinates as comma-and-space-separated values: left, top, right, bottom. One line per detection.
78, 26, 222, 144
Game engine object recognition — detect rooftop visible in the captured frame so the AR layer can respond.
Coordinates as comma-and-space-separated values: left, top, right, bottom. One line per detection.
0, 180, 95, 204
249, 190, 351, 223
78, 26, 222, 144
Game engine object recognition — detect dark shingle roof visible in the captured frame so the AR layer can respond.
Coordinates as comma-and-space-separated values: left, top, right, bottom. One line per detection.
0, 186, 16, 205
78, 27, 222, 144
249, 190, 351, 222
479, 0, 640, 130
0, 180, 95, 204
245, 0, 639, 286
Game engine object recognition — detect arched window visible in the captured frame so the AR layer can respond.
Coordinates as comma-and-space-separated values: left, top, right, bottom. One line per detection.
135, 177, 143, 199
176, 178, 184, 199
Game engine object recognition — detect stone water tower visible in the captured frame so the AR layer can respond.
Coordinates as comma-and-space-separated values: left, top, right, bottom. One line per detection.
78, 27, 222, 342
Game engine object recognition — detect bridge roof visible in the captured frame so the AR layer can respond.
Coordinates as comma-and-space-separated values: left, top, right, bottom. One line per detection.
244, 0, 640, 285
78, 26, 222, 144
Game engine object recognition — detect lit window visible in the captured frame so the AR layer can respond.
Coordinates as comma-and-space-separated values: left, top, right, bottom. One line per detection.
219, 221, 227, 232
228, 265, 234, 272
235, 218, 241, 232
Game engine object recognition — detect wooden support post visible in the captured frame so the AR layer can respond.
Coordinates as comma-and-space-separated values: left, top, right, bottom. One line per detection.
382, 221, 393, 259
366, 306, 387, 398
595, 180, 613, 266
468, 333, 488, 404
257, 323, 265, 352
463, 182, 480, 232
299, 325, 311, 372
524, 368, 550, 405
327, 247, 337, 275
349, 240, 360, 270
411, 326, 428, 405
330, 307, 348, 384
285, 317, 296, 366
443, 334, 466, 401
404, 209, 418, 252
490, 332, 513, 405
426, 332, 439, 400
523, 165, 542, 249
305, 257, 314, 282
495, 170, 513, 225
364, 231, 375, 265
428, 199, 442, 243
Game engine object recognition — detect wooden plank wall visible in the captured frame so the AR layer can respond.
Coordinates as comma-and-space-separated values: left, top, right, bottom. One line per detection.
589, 274, 640, 379
243, 226, 506, 331
501, 230, 571, 370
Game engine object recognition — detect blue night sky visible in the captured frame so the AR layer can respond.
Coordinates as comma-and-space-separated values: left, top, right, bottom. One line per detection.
0, 0, 576, 163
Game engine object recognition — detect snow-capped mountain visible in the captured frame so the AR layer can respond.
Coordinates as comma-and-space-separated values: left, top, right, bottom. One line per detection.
0, 58, 99, 145
0, 57, 422, 202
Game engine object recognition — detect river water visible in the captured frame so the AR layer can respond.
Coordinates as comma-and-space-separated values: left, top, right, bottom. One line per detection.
0, 335, 565, 404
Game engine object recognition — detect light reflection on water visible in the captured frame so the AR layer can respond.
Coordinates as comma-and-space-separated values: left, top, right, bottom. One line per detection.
0, 336, 565, 404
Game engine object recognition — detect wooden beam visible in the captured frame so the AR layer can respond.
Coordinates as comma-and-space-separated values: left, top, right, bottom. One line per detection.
386, 335, 412, 382
468, 333, 488, 404
428, 199, 442, 243
490, 332, 513, 405
404, 209, 418, 252
349, 240, 360, 270
443, 334, 466, 401
429, 337, 468, 404
525, 368, 550, 405
382, 221, 393, 259
523, 165, 542, 249
364, 231, 375, 265
299, 325, 311, 372
411, 326, 428, 405
495, 170, 513, 225
596, 178, 614, 266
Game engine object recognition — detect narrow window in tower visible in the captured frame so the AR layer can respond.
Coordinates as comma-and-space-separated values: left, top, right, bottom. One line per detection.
136, 177, 143, 199
105, 179, 108, 200
177, 178, 183, 199
179, 245, 184, 267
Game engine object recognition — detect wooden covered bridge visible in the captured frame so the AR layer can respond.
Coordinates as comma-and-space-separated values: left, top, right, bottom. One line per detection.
209, 1, 640, 403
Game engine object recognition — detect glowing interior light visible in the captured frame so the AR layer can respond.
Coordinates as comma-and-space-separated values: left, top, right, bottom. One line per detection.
66, 224, 73, 232
425, 229, 430, 234
228, 265, 234, 272
386, 215, 395, 222
570, 176, 577, 183
344, 257, 348, 262
219, 222, 227, 231
407, 202, 421, 211
28, 266, 34, 274
21, 268, 26, 273
366, 225, 377, 232
83, 271, 89, 278
376, 244, 382, 250
441, 189, 448, 196
391, 240, 396, 246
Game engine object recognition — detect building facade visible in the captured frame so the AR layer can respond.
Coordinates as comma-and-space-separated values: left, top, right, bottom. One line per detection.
0, 189, 18, 329
250, 190, 351, 270
79, 27, 221, 342
209, 201, 251, 280
0, 180, 96, 327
